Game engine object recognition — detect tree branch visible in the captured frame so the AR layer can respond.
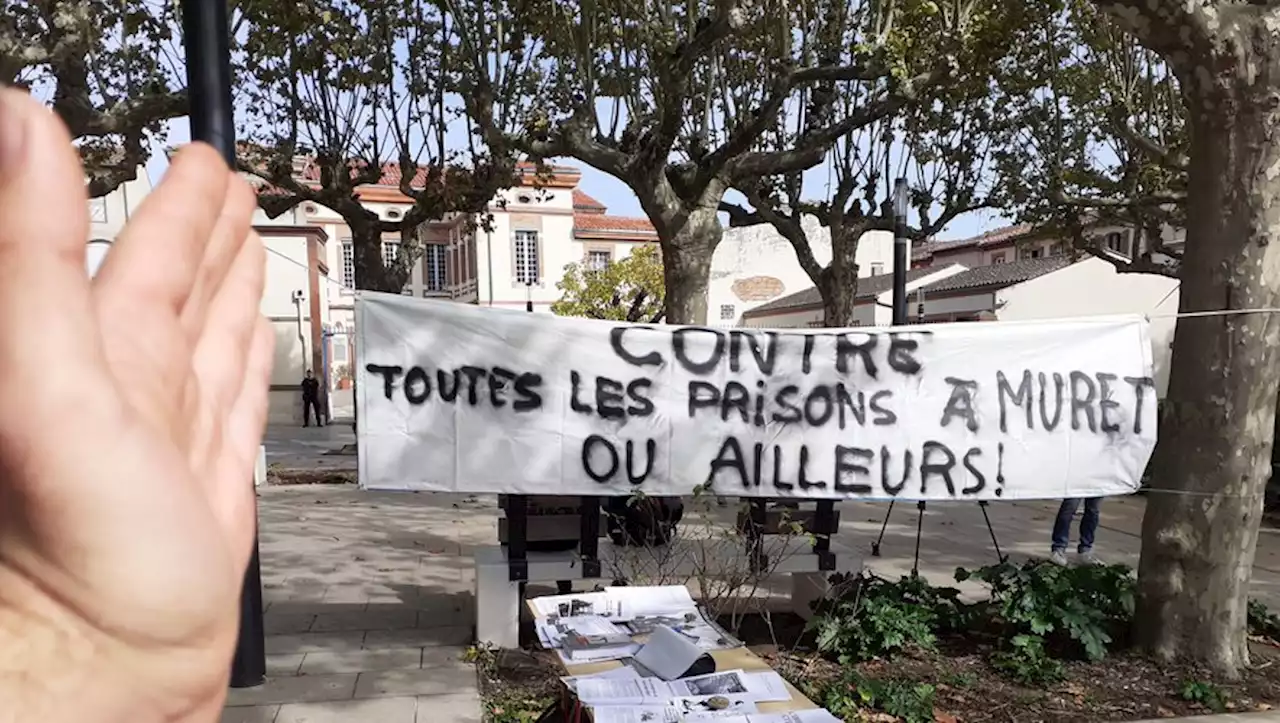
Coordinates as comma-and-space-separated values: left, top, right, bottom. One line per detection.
1065, 216, 1180, 278
1054, 190, 1186, 207
727, 58, 955, 180
741, 186, 824, 284
718, 200, 764, 227
1110, 112, 1188, 171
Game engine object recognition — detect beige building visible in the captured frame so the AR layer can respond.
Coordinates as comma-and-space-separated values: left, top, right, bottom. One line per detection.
709, 216, 897, 328
743, 255, 1180, 398
253, 161, 658, 423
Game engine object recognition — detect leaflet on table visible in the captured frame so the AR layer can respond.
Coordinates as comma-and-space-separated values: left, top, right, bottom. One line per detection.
530, 591, 632, 621
575, 669, 789, 706
603, 586, 698, 617
747, 711, 844, 723
634, 625, 710, 680
560, 666, 642, 694
589, 704, 760, 723
627, 607, 743, 651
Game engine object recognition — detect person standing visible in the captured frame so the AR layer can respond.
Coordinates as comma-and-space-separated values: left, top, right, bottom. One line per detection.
1050, 497, 1102, 565
301, 369, 323, 427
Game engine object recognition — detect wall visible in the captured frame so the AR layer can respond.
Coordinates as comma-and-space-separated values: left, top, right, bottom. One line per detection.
87, 167, 152, 243
709, 217, 895, 328
995, 257, 1179, 396
740, 264, 970, 328
260, 231, 315, 424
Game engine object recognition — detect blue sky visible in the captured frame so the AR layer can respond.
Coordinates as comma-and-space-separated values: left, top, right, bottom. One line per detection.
150, 118, 1011, 243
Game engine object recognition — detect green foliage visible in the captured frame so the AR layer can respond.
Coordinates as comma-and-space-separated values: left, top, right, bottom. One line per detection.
956, 560, 1134, 661
818, 671, 937, 723
810, 573, 969, 664
1248, 599, 1280, 641
990, 634, 1065, 685
465, 644, 556, 723
551, 244, 665, 322
1179, 680, 1227, 713
5, 0, 185, 196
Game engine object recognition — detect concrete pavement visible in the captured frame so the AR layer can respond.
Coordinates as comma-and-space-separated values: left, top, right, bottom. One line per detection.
222, 486, 494, 723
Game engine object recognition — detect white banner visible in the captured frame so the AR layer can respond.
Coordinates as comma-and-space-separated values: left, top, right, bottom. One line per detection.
355, 292, 1158, 501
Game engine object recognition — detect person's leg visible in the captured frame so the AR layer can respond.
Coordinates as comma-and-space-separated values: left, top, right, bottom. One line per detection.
1050, 498, 1080, 564
303, 398, 314, 427
1078, 497, 1102, 561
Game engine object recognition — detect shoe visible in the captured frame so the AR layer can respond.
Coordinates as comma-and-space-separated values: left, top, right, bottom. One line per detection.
1077, 550, 1101, 566
1049, 549, 1068, 566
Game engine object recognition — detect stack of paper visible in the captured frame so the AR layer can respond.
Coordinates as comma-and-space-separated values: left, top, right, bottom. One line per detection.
534, 615, 640, 663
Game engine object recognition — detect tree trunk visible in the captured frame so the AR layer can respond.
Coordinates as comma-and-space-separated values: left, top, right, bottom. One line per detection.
660, 208, 722, 325
1134, 53, 1280, 678
350, 223, 399, 293
818, 231, 861, 327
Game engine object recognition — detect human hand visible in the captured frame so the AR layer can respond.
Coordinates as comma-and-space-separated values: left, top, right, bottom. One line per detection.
0, 89, 271, 721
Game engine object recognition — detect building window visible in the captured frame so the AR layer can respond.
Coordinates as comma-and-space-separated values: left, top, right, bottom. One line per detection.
422, 244, 448, 291
870, 262, 884, 276
991, 253, 1006, 265
381, 240, 400, 267
586, 249, 612, 271
513, 229, 540, 284
1050, 242, 1067, 256
1105, 231, 1131, 257
89, 197, 107, 223
333, 338, 348, 363
1019, 246, 1043, 260
341, 241, 355, 289
720, 304, 736, 321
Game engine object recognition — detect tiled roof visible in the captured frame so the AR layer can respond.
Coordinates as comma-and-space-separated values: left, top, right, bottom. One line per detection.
914, 223, 1036, 259
744, 266, 945, 317
573, 189, 607, 213
573, 214, 657, 234
915, 255, 1071, 294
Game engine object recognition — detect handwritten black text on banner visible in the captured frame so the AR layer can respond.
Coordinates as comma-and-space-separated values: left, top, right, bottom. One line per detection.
354, 293, 1157, 500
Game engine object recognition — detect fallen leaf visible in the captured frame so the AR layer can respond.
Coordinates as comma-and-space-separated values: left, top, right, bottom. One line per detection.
934, 710, 959, 723
1156, 706, 1176, 718
1256, 703, 1274, 712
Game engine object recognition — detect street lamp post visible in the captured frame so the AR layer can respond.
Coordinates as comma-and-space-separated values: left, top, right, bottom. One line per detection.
179, 0, 266, 689
891, 178, 910, 327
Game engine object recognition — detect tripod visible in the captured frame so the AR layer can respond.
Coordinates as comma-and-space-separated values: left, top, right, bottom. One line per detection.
870, 499, 1006, 575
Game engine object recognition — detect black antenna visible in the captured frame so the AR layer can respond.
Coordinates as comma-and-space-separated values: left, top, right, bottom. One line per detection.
181, 0, 267, 689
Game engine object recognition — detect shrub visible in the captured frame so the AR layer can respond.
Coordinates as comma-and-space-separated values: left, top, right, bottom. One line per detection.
818, 671, 937, 723
1248, 599, 1280, 641
956, 559, 1134, 661
990, 634, 1065, 685
810, 573, 969, 664
1180, 680, 1227, 713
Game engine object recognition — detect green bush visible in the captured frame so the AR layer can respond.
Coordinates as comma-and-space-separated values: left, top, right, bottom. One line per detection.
1248, 599, 1280, 640
956, 559, 1134, 661
1180, 680, 1227, 713
990, 634, 1065, 685
818, 671, 937, 723
810, 573, 969, 664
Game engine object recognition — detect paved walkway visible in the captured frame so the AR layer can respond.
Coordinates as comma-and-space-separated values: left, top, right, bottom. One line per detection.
222, 486, 494, 723
263, 424, 356, 472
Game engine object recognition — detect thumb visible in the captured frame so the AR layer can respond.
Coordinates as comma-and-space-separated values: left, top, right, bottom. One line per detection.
0, 88, 108, 414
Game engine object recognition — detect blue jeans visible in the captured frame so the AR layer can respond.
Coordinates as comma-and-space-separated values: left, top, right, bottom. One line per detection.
1051, 497, 1101, 553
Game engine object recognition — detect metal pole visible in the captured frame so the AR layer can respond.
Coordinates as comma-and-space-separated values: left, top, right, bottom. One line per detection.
891, 178, 909, 327
874, 178, 912, 559
180, 0, 267, 690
